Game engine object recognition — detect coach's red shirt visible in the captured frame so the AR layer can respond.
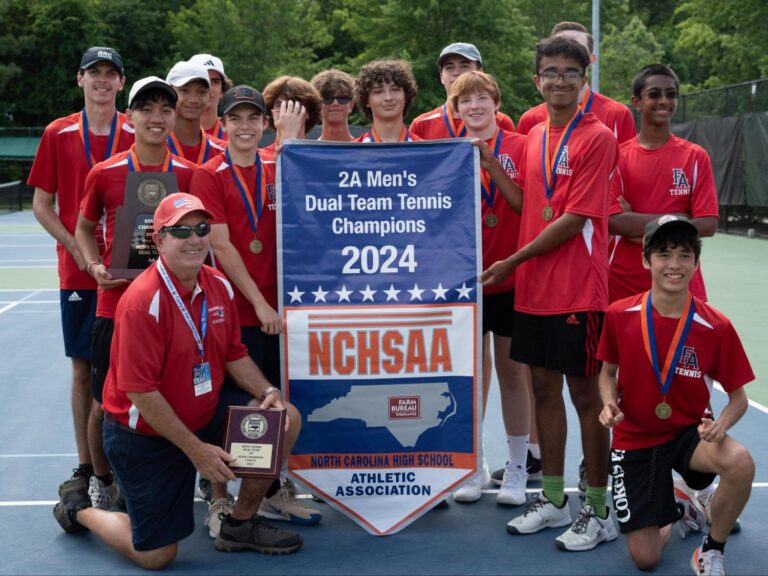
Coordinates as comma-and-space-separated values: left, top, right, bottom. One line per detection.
102, 261, 248, 435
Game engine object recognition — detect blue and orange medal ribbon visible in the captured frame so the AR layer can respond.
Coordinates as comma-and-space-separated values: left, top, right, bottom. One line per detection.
540, 108, 583, 221
441, 104, 467, 138
167, 129, 212, 165
79, 108, 122, 168
480, 128, 503, 227
640, 290, 695, 418
225, 148, 266, 254
127, 145, 172, 172
367, 125, 411, 142
212, 118, 224, 139
580, 84, 594, 113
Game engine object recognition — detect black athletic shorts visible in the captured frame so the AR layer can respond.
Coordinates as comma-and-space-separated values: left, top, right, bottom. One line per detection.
222, 326, 280, 391
90, 317, 114, 403
482, 289, 515, 337
610, 425, 716, 534
510, 311, 603, 376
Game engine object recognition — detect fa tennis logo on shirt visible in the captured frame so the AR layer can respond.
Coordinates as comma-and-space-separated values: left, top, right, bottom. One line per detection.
675, 345, 702, 378
267, 183, 276, 211
555, 146, 573, 176
670, 168, 691, 196
499, 154, 518, 179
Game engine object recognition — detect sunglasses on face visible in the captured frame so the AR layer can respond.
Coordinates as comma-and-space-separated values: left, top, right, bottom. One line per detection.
162, 222, 211, 239
323, 95, 352, 105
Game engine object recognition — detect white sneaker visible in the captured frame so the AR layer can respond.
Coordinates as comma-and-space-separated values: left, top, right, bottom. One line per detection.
87, 475, 120, 510
507, 492, 572, 534
674, 478, 706, 539
691, 544, 725, 576
555, 504, 617, 551
497, 464, 527, 506
205, 497, 233, 538
453, 462, 491, 503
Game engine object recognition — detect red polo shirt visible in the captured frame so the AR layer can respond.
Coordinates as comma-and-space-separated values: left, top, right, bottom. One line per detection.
102, 260, 248, 435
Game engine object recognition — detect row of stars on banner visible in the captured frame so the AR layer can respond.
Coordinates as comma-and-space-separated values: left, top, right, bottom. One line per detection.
286, 282, 475, 304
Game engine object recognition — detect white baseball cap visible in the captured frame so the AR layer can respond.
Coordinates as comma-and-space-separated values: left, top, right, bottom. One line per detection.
128, 76, 177, 107
166, 61, 211, 88
189, 53, 228, 82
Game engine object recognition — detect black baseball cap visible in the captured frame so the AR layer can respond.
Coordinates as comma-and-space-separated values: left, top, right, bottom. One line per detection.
220, 85, 267, 116
80, 47, 124, 75
643, 214, 699, 249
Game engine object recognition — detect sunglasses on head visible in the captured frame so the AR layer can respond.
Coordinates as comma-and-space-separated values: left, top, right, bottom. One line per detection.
323, 95, 352, 105
162, 222, 211, 239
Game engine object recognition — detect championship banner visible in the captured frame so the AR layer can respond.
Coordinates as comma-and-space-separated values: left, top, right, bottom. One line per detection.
277, 140, 481, 535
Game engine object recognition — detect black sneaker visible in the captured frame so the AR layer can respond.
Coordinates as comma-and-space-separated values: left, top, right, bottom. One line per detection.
214, 515, 303, 555
492, 451, 542, 486
58, 467, 90, 497
53, 477, 91, 534
198, 476, 235, 505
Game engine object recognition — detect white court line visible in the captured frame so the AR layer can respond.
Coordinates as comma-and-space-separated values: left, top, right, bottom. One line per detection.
0, 244, 54, 248
3, 485, 768, 508
0, 288, 57, 292
714, 382, 768, 415
0, 265, 56, 269
0, 453, 77, 458
0, 290, 41, 315
0, 300, 58, 304
0, 258, 56, 263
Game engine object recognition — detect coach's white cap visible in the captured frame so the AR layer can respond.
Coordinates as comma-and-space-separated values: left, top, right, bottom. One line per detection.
166, 61, 211, 88
189, 53, 228, 82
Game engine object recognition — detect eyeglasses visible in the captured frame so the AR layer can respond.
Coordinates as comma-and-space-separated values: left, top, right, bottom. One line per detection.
162, 222, 211, 239
323, 95, 352, 105
538, 70, 583, 84
641, 89, 679, 100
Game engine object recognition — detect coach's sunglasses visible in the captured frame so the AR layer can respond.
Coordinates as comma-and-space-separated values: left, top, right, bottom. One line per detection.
323, 95, 352, 105
162, 222, 211, 239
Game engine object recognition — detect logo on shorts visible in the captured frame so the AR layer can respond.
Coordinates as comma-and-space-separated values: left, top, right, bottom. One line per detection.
68, 291, 82, 302
241, 413, 268, 439
566, 314, 580, 326
670, 168, 691, 196
611, 449, 631, 523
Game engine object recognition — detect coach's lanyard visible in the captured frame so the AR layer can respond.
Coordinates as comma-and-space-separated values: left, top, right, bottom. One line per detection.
157, 258, 207, 362
127, 145, 172, 172
367, 126, 411, 143
441, 104, 467, 138
640, 290, 695, 400
541, 108, 583, 206
480, 128, 503, 209
79, 109, 121, 168
167, 129, 212, 165
225, 148, 266, 233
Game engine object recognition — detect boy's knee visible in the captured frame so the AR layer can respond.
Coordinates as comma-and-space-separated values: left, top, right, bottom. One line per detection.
135, 545, 177, 570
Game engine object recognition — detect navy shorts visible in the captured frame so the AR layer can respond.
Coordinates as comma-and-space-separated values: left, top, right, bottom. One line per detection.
60, 290, 97, 359
104, 388, 253, 551
223, 326, 280, 391
90, 317, 114, 403
610, 426, 716, 534
510, 311, 603, 377
482, 289, 515, 337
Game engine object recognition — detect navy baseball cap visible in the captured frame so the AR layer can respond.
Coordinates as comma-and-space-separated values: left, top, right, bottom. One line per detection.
437, 42, 483, 67
220, 85, 267, 116
80, 47, 124, 75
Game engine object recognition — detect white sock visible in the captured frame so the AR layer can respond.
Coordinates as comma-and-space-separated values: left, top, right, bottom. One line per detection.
506, 435, 528, 470
528, 442, 541, 460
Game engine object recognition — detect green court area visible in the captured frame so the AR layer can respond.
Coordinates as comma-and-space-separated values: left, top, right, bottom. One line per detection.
2, 215, 766, 404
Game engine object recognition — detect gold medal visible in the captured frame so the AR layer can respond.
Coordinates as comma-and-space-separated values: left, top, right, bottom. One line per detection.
485, 213, 498, 228
655, 402, 672, 420
543, 205, 554, 221
249, 238, 263, 254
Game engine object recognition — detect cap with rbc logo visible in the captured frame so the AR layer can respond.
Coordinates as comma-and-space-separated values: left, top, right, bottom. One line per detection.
80, 47, 124, 75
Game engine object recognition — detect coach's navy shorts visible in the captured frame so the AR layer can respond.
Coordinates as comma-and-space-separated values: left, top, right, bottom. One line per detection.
511, 310, 603, 377
610, 425, 716, 534
60, 289, 96, 359
104, 388, 253, 551
90, 317, 114, 402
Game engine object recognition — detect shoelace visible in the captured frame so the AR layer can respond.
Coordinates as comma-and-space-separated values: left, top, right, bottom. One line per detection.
699, 549, 724, 575
570, 507, 595, 535
523, 494, 547, 517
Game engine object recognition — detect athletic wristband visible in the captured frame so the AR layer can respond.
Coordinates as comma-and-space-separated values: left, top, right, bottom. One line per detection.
86, 261, 100, 276
262, 386, 280, 400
